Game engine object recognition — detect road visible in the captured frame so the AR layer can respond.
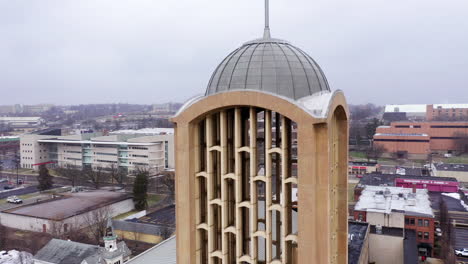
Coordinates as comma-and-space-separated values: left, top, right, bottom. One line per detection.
0, 193, 52, 211
0, 185, 39, 199
455, 227, 468, 263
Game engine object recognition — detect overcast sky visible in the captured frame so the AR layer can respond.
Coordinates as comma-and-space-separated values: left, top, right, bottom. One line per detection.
1, 0, 467, 106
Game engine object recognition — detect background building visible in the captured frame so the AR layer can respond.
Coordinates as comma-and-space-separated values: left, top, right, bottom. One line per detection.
20, 128, 174, 174
383, 104, 468, 122
374, 121, 468, 157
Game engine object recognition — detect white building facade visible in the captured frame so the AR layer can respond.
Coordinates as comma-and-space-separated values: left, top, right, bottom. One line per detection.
20, 130, 174, 174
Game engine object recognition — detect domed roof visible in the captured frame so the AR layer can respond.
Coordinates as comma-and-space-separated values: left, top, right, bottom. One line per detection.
206, 37, 330, 101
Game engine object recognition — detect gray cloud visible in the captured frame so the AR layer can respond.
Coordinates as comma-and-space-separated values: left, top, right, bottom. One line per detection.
0, 0, 467, 105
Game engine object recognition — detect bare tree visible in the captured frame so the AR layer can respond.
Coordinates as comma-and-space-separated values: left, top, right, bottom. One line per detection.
55, 164, 82, 187
83, 166, 107, 189
82, 206, 113, 244
364, 144, 386, 162
159, 226, 174, 240
454, 132, 468, 154
108, 163, 127, 186
158, 170, 175, 201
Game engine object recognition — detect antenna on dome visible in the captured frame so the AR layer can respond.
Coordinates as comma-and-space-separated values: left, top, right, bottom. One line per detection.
263, 0, 271, 39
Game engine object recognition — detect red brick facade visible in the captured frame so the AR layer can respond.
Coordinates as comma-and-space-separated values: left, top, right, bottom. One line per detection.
404, 215, 435, 256
374, 121, 468, 155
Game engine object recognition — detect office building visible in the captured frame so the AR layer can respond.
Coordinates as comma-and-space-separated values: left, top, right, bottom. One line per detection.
20, 129, 174, 174
374, 121, 468, 158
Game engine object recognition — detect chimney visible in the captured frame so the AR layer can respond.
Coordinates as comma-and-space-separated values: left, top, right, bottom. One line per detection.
412, 183, 416, 193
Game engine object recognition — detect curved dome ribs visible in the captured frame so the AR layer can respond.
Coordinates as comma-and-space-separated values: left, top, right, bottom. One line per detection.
206, 40, 330, 101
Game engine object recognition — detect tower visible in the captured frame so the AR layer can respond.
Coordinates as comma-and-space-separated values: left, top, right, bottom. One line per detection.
172, 1, 349, 263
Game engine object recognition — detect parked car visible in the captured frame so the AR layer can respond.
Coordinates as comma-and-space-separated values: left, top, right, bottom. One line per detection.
3, 185, 14, 190
6, 196, 22, 204
0, 179, 8, 183
455, 248, 468, 257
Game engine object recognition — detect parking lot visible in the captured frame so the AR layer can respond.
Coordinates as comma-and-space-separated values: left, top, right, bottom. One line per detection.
455, 227, 468, 263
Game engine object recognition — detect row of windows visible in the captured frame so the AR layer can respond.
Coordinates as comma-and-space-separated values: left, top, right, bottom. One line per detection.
132, 162, 149, 166
65, 157, 81, 161
130, 147, 148, 150
95, 152, 117, 156
64, 150, 81, 154
96, 159, 118, 164
431, 137, 463, 140
405, 218, 430, 227
374, 139, 429, 143
131, 154, 148, 158
418, 232, 430, 240
430, 125, 468, 128
395, 125, 421, 128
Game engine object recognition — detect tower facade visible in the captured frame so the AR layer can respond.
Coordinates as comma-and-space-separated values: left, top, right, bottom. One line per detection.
172, 3, 349, 264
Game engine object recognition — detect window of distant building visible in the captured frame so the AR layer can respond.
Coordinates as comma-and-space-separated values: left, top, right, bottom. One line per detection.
405, 218, 410, 225
410, 218, 415, 225
418, 219, 423, 226
424, 232, 429, 240
424, 219, 429, 227
418, 232, 423, 239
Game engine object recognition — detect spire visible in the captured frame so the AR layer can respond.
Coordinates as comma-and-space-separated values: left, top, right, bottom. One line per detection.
263, 0, 271, 39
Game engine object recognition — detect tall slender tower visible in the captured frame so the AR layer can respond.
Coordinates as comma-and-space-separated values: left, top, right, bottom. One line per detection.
172, 2, 349, 263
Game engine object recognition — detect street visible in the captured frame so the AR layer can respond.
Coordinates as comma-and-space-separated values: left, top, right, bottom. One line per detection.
0, 193, 52, 211
455, 227, 468, 263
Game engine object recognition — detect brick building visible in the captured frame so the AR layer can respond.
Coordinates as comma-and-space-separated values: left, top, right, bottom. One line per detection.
427, 104, 468, 121
374, 121, 468, 157
353, 186, 435, 257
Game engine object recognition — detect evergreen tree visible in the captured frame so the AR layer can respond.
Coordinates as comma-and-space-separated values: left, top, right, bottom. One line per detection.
133, 169, 149, 210
38, 164, 53, 191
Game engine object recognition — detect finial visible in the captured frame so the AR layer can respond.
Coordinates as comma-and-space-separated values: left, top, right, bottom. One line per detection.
263, 0, 271, 39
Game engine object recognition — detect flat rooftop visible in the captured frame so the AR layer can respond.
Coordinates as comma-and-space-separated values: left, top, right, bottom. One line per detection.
131, 205, 175, 228
348, 221, 369, 264
2, 190, 131, 220
355, 186, 434, 217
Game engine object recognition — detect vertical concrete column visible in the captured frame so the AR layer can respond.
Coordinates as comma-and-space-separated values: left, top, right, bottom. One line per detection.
249, 107, 258, 262
220, 111, 229, 263
234, 108, 243, 263
175, 123, 197, 264
206, 115, 214, 264
264, 110, 273, 262
297, 123, 319, 264
281, 116, 290, 263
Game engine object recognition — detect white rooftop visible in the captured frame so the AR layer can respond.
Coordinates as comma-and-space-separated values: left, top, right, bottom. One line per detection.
111, 128, 174, 135
355, 186, 434, 217
384, 104, 426, 113
433, 104, 468, 109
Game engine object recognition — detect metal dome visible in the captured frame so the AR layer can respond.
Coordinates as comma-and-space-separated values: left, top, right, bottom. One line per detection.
205, 38, 330, 101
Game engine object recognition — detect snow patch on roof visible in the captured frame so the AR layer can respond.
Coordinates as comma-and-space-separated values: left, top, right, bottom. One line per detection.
442, 193, 468, 211
384, 104, 427, 113
355, 186, 434, 217
297, 91, 334, 118
0, 250, 33, 264
112, 128, 174, 135
433, 104, 468, 109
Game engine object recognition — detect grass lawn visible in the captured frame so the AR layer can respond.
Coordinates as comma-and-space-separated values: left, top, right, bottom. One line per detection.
349, 151, 366, 160
147, 194, 164, 207
444, 155, 468, 164
348, 183, 357, 203
114, 210, 140, 220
